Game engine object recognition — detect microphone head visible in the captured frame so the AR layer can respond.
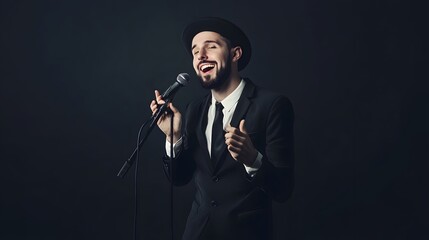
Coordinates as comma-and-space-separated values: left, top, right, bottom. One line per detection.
177, 73, 190, 86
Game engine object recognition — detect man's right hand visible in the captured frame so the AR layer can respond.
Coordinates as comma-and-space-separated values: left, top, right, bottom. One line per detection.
150, 90, 182, 143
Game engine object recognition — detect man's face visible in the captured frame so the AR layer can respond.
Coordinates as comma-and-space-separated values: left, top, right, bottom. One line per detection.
191, 31, 232, 89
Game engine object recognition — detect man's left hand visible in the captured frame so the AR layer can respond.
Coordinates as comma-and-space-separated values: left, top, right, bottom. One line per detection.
225, 119, 258, 167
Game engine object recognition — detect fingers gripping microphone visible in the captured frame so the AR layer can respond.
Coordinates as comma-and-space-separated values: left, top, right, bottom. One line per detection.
152, 73, 190, 126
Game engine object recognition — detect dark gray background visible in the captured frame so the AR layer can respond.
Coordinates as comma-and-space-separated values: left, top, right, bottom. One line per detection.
1, 0, 427, 239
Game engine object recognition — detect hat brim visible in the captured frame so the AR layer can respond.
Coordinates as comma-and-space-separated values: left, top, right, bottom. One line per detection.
182, 17, 251, 71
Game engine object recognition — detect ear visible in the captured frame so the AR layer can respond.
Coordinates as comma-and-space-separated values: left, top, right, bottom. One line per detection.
231, 46, 242, 63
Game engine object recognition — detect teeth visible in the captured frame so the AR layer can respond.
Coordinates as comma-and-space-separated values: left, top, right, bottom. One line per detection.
200, 64, 215, 71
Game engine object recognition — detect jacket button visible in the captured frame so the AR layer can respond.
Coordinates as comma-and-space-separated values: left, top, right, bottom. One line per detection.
211, 200, 217, 207
212, 176, 219, 182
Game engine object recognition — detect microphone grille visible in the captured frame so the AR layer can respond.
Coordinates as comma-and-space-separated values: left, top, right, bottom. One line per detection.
177, 73, 190, 86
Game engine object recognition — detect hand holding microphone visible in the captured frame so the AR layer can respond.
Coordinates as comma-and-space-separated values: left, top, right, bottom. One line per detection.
150, 73, 189, 143
117, 73, 189, 178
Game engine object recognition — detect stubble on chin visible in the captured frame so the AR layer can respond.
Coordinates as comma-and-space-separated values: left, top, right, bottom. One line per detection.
198, 74, 218, 89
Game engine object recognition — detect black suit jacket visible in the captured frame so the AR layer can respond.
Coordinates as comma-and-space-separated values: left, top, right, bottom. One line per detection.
163, 79, 294, 240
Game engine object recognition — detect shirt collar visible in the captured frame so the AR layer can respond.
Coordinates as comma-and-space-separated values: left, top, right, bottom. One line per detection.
211, 79, 246, 112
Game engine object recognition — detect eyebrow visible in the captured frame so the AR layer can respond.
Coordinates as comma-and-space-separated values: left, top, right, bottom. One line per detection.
191, 40, 220, 50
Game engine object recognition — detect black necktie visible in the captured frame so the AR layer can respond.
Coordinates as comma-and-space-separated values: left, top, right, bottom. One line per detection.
211, 102, 224, 163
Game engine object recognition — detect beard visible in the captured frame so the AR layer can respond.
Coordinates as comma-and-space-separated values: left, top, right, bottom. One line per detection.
197, 55, 232, 90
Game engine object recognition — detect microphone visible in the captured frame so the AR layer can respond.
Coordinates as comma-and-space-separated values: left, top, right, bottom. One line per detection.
152, 73, 190, 125
160, 73, 190, 101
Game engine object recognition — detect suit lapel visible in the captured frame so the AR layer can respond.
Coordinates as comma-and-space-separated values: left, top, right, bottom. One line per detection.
230, 78, 256, 127
196, 93, 213, 171
213, 79, 256, 173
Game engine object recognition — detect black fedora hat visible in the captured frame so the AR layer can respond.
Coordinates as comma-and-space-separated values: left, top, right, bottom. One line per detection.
182, 17, 251, 71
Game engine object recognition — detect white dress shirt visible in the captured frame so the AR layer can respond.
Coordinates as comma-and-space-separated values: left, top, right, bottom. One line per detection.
166, 80, 262, 176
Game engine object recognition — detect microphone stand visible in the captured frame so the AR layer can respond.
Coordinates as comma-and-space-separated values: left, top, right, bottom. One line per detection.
169, 106, 174, 240
117, 98, 172, 178
117, 98, 176, 240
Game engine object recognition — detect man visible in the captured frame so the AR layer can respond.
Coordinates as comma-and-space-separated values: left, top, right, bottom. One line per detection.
150, 17, 294, 240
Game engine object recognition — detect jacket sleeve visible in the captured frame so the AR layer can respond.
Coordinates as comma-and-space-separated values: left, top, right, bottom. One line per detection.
246, 96, 294, 202
162, 103, 197, 186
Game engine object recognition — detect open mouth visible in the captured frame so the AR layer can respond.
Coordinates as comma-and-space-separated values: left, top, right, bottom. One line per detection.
200, 63, 215, 73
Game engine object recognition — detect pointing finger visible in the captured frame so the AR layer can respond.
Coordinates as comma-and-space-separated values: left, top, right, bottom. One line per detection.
155, 90, 166, 104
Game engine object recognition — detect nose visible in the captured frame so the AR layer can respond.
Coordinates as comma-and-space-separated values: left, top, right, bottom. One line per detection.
197, 49, 207, 61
